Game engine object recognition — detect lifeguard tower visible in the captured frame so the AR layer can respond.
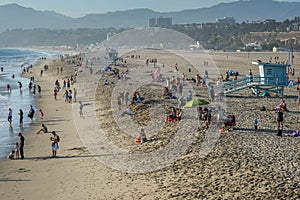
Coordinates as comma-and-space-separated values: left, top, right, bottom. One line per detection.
105, 49, 118, 65
215, 61, 289, 96
250, 61, 289, 95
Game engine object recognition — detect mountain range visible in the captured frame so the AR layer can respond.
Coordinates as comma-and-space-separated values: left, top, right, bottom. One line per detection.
0, 0, 300, 33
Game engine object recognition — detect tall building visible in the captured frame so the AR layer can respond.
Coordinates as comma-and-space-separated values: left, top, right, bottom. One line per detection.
157, 17, 172, 28
148, 17, 156, 27
148, 17, 172, 28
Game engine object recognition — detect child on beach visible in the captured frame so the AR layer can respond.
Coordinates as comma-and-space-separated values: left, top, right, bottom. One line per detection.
7, 150, 15, 159
254, 118, 259, 130
121, 107, 132, 116
15, 142, 19, 159
39, 109, 44, 119
139, 128, 147, 144
53, 88, 58, 100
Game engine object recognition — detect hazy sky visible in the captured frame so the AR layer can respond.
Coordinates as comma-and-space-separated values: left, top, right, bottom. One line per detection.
0, 0, 299, 17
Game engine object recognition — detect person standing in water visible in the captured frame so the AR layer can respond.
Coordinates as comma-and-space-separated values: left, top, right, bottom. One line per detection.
18, 109, 24, 127
8, 108, 13, 127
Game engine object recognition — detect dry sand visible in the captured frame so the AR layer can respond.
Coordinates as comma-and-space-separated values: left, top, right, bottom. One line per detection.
0, 50, 299, 200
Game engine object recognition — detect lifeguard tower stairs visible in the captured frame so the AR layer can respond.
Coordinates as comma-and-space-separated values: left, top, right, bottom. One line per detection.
216, 62, 289, 96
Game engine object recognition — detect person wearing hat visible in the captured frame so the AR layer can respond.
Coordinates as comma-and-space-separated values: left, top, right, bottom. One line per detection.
18, 132, 25, 159
50, 131, 60, 157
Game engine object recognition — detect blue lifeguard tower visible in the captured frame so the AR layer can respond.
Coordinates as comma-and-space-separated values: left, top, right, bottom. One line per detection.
215, 61, 290, 96
250, 61, 289, 95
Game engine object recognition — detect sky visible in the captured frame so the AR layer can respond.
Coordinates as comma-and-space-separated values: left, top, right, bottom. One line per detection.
0, 0, 299, 17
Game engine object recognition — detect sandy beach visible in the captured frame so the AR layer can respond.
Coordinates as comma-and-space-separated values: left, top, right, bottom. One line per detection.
0, 49, 300, 200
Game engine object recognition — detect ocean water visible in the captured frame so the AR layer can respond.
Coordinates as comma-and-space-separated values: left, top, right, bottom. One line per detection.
0, 48, 58, 159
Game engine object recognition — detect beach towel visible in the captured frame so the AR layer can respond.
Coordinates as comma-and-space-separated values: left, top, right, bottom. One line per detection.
152, 68, 160, 79
292, 130, 300, 137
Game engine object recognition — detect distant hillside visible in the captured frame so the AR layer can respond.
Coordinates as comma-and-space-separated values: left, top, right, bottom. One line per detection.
0, 0, 300, 32
0, 3, 72, 31
0, 28, 126, 47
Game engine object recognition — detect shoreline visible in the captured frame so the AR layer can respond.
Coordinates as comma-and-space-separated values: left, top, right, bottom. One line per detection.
0, 47, 78, 160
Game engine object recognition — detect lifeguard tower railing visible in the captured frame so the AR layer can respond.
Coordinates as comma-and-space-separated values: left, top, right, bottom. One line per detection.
215, 75, 288, 96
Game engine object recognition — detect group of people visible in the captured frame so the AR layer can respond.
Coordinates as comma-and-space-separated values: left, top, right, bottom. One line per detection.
28, 80, 42, 96
8, 130, 60, 159
53, 79, 77, 103
165, 107, 183, 123
163, 86, 177, 100
197, 107, 213, 129
7, 132, 24, 160
166, 76, 184, 97
117, 91, 130, 109
130, 92, 144, 104
6, 53, 87, 162
7, 105, 41, 128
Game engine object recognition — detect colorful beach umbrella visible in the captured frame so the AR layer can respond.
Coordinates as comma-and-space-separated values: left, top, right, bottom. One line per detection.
183, 99, 209, 108
260, 91, 271, 97
260, 91, 275, 97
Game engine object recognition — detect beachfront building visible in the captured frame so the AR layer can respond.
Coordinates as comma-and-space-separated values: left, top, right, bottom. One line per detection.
216, 17, 236, 24
148, 17, 156, 27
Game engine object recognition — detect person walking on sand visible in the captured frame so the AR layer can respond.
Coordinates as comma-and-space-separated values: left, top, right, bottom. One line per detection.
18, 132, 25, 159
277, 108, 284, 130
63, 90, 69, 103
254, 118, 259, 130
53, 88, 58, 100
8, 108, 13, 127
50, 131, 60, 157
117, 93, 122, 110
125, 92, 130, 106
79, 101, 84, 117
73, 88, 77, 102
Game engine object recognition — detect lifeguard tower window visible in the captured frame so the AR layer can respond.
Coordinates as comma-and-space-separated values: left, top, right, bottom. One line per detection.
266, 68, 273, 76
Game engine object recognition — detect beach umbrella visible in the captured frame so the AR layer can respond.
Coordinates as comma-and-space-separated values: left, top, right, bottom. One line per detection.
183, 98, 209, 108
260, 91, 271, 97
